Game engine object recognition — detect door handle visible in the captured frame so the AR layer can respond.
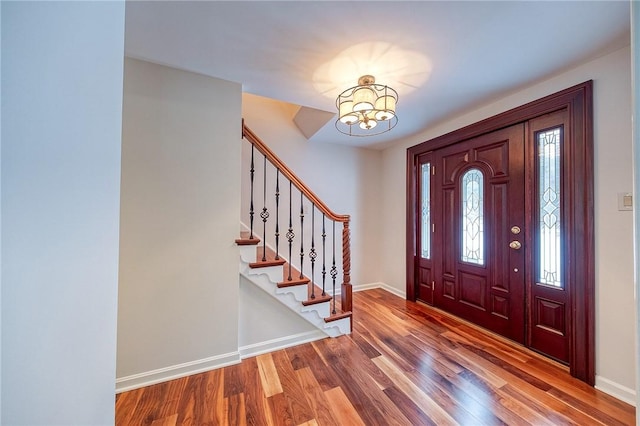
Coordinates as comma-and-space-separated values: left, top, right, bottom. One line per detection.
509, 240, 522, 250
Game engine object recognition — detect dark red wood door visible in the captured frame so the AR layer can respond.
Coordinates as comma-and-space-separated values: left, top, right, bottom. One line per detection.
432, 124, 526, 343
408, 83, 594, 381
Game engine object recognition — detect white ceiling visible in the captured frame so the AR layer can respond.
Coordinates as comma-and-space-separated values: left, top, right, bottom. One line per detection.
125, 1, 630, 149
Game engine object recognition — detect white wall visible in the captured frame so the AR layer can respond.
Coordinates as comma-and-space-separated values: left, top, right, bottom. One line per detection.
239, 275, 320, 355
381, 45, 635, 403
1, 2, 4, 421
631, 1, 640, 416
1, 2, 125, 424
116, 58, 242, 391
242, 94, 383, 288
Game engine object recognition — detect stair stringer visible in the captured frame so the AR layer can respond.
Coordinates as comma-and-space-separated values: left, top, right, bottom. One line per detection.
238, 245, 350, 337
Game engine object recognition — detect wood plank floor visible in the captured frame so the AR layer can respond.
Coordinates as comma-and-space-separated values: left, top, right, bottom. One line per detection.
115, 288, 635, 425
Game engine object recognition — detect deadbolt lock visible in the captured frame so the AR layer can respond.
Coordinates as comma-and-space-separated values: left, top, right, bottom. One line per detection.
511, 226, 521, 235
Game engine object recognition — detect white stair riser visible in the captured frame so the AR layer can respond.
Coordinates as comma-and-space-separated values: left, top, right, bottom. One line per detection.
239, 252, 350, 336
302, 301, 330, 318
243, 264, 281, 283
275, 285, 308, 302
241, 268, 333, 331
324, 317, 351, 336
238, 245, 257, 263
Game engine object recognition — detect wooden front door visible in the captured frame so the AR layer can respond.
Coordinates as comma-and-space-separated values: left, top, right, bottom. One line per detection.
407, 82, 594, 382
432, 124, 526, 343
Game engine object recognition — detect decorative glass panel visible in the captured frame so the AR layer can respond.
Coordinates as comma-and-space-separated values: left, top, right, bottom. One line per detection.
538, 128, 562, 287
461, 168, 484, 265
421, 163, 431, 259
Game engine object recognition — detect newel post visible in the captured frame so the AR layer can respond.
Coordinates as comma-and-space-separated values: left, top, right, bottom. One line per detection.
341, 221, 352, 315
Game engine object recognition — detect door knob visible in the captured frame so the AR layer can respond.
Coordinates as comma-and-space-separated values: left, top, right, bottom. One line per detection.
509, 240, 522, 250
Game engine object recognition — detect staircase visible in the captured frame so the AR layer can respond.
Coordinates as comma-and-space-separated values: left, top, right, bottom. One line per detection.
236, 233, 351, 336
236, 123, 352, 337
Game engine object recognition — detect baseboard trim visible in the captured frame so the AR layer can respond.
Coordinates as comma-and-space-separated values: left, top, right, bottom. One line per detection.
595, 375, 636, 406
115, 330, 329, 394
239, 330, 327, 359
350, 282, 406, 299
115, 351, 241, 394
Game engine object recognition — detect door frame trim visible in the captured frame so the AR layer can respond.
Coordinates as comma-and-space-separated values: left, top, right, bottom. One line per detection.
406, 81, 594, 384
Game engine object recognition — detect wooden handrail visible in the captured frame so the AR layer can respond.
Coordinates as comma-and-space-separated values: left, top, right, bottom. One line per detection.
242, 121, 352, 320
242, 124, 350, 223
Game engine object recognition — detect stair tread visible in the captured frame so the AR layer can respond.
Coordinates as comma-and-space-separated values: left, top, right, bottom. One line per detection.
324, 311, 352, 323
236, 238, 260, 246
302, 285, 332, 306
249, 246, 286, 268
277, 277, 310, 288
236, 231, 260, 245
249, 258, 286, 268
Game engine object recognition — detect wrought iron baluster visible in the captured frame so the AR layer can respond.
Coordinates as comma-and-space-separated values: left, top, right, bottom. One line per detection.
322, 214, 326, 296
331, 221, 337, 314
286, 181, 294, 281
275, 169, 280, 260
249, 144, 255, 239
260, 155, 269, 261
309, 205, 316, 299
299, 191, 304, 279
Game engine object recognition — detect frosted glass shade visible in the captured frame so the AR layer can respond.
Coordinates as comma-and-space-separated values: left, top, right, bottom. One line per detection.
374, 95, 397, 121
353, 86, 375, 112
338, 101, 359, 125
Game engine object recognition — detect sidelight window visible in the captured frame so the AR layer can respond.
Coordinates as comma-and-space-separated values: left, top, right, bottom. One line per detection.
461, 168, 484, 265
421, 163, 431, 259
538, 128, 562, 287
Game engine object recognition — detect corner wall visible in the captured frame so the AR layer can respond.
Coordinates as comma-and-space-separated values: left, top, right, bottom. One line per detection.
381, 46, 635, 403
116, 58, 242, 391
1, 2, 125, 424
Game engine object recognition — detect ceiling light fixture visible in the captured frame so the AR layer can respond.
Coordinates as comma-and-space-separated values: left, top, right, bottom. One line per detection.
335, 75, 398, 137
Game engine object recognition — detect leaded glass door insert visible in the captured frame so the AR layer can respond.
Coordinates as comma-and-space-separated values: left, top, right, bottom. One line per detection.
529, 112, 570, 364
421, 163, 431, 260
538, 128, 562, 288
417, 155, 434, 305
461, 168, 484, 265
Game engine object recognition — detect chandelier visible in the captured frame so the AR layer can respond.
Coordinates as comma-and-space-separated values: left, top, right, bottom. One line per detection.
335, 75, 398, 137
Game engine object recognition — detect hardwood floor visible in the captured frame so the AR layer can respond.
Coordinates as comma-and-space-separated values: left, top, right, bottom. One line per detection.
115, 288, 635, 425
